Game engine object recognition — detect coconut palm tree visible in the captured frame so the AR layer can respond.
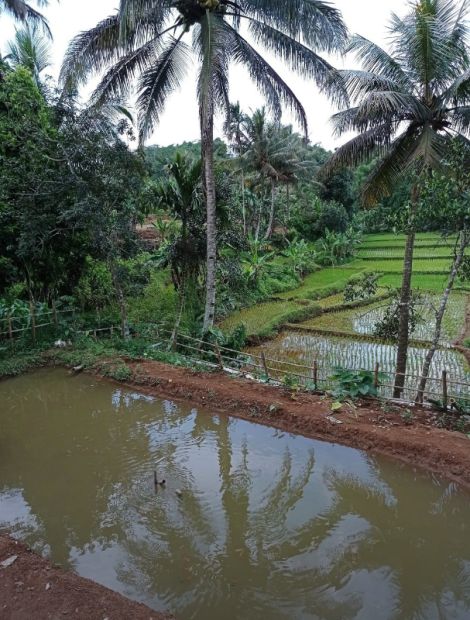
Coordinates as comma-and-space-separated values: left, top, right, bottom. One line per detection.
224, 102, 249, 233
239, 107, 309, 239
323, 0, 470, 397
5, 23, 51, 83
60, 0, 348, 332
0, 0, 51, 34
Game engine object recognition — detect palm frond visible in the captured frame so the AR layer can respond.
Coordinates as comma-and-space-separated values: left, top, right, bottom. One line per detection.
227, 24, 308, 135
5, 22, 51, 77
118, 0, 171, 42
240, 0, 348, 52
60, 15, 123, 89
448, 105, 470, 135
2, 0, 51, 37
347, 35, 412, 89
194, 13, 231, 121
136, 33, 190, 143
321, 123, 395, 178
438, 69, 470, 107
339, 69, 404, 101
244, 16, 347, 106
361, 126, 421, 206
91, 36, 163, 105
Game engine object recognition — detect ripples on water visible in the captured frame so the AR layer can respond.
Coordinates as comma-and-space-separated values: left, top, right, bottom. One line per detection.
1, 369, 470, 620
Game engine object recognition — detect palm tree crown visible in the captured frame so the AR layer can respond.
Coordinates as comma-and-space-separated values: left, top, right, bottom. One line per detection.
0, 0, 51, 35
60, 0, 348, 143
324, 0, 470, 206
5, 23, 51, 82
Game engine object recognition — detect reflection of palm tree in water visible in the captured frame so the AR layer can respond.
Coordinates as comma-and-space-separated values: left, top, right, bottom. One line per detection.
303, 461, 470, 620
5, 376, 470, 619
114, 411, 324, 619
103, 409, 470, 620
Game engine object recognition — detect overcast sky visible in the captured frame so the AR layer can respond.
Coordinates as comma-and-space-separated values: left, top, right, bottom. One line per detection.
0, 0, 409, 149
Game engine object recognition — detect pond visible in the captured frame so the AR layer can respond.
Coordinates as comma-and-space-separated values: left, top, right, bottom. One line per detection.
1, 369, 470, 620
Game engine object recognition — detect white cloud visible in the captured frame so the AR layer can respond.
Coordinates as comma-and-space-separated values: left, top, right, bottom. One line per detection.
0, 0, 408, 148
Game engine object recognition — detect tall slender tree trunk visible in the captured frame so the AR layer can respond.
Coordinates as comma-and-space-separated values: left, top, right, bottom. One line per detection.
110, 260, 130, 340
415, 231, 468, 403
201, 102, 217, 333
264, 181, 276, 240
393, 184, 420, 398
241, 171, 247, 236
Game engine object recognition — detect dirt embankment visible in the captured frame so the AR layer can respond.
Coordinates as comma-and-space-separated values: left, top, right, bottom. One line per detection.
116, 359, 470, 490
0, 536, 173, 620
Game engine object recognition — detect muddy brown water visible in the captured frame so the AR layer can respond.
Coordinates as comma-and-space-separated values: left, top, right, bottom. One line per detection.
1, 369, 469, 620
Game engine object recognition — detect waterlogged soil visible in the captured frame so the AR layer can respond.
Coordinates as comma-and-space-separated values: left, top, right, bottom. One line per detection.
117, 359, 470, 489
1, 368, 470, 620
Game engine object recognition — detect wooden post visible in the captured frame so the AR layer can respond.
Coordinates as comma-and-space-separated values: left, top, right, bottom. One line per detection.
93, 329, 97, 339
261, 351, 270, 380
52, 300, 58, 327
442, 370, 448, 410
110, 326, 114, 336
214, 343, 223, 370
374, 362, 380, 389
8, 316, 13, 340
30, 302, 36, 343
313, 360, 318, 389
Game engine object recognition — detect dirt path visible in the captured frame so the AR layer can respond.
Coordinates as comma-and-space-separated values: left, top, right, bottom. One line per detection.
0, 536, 173, 620
117, 359, 470, 490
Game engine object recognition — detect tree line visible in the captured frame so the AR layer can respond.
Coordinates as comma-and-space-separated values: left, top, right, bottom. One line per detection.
1, 0, 469, 397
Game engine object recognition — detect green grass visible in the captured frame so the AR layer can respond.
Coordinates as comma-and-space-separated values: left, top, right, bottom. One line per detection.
378, 273, 450, 291
358, 246, 460, 259
350, 258, 452, 273
276, 267, 360, 300
363, 232, 448, 243
219, 299, 322, 338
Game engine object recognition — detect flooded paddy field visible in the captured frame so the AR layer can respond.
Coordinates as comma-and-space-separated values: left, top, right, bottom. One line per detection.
248, 332, 469, 400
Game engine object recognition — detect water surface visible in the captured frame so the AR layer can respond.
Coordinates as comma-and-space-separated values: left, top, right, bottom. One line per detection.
1, 369, 469, 620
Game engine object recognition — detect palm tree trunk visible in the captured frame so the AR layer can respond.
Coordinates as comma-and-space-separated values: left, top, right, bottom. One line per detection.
241, 171, 247, 236
169, 282, 185, 351
415, 231, 468, 403
264, 181, 276, 240
109, 260, 130, 340
393, 184, 419, 398
201, 102, 217, 333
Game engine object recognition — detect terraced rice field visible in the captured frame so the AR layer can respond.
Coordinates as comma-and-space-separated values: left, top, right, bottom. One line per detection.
300, 293, 468, 346
223, 233, 469, 399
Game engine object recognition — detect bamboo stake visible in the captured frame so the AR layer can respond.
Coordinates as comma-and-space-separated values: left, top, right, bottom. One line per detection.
261, 351, 270, 380
374, 362, 380, 389
30, 302, 36, 343
313, 360, 318, 389
214, 344, 224, 370
8, 316, 13, 340
442, 370, 448, 410
52, 300, 58, 327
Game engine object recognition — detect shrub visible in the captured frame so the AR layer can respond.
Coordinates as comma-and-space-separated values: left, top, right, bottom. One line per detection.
373, 290, 423, 340
344, 272, 380, 302
292, 197, 350, 241
330, 368, 384, 400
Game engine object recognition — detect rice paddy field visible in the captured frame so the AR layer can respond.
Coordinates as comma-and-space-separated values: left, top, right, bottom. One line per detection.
247, 333, 469, 400
221, 232, 470, 400
299, 292, 468, 346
